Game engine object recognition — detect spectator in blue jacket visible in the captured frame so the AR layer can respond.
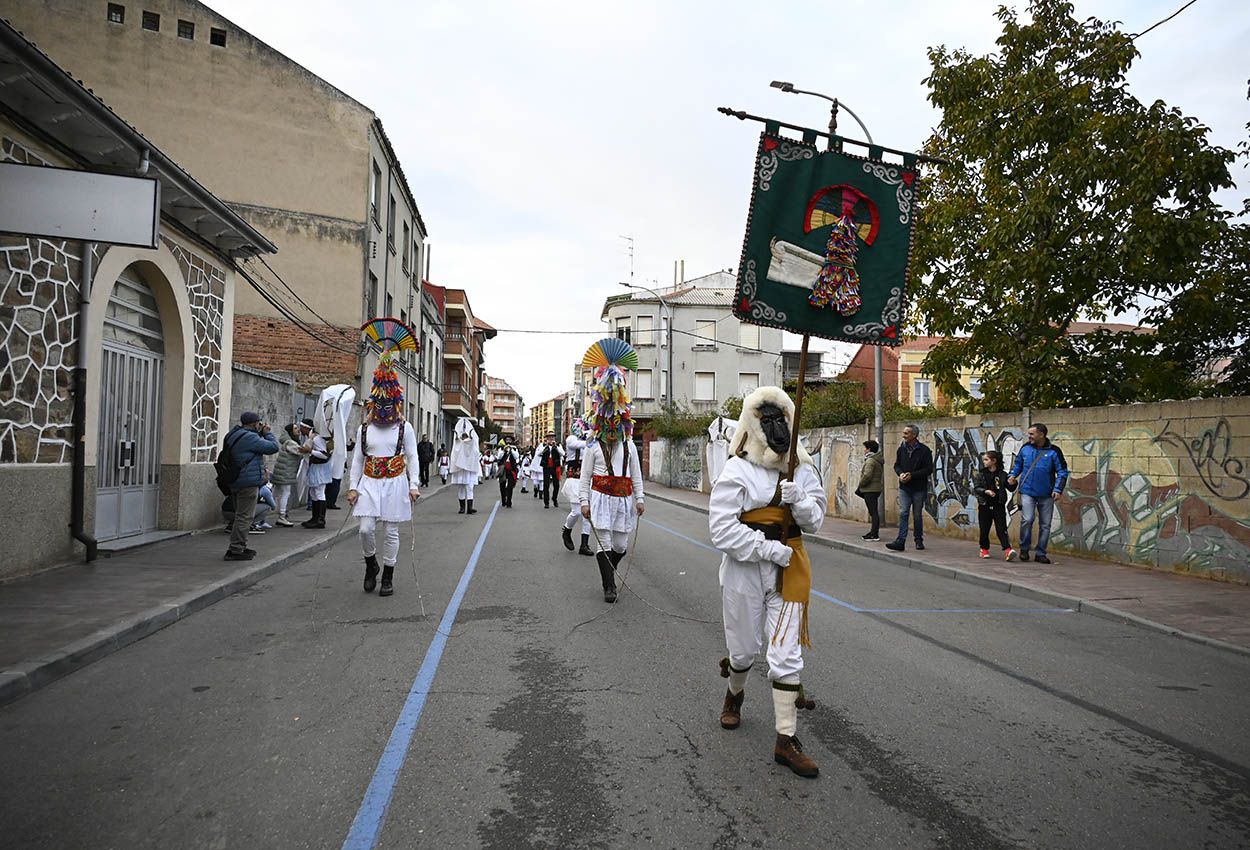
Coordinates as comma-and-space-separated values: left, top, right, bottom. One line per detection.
224, 411, 279, 561
886, 424, 933, 552
1008, 423, 1069, 564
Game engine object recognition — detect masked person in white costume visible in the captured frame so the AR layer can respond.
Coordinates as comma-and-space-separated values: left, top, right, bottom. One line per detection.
346, 352, 419, 597
709, 385, 826, 778
449, 417, 481, 515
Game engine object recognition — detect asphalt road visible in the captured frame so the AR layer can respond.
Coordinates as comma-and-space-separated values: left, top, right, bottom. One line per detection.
2, 487, 1248, 850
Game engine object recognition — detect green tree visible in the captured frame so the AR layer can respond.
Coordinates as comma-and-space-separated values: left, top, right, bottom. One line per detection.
913, 0, 1235, 410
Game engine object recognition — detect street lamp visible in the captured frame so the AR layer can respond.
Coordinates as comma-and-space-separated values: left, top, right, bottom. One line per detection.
619, 281, 673, 410
770, 81, 884, 507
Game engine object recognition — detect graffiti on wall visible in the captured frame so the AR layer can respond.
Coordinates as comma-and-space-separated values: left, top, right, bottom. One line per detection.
927, 426, 1025, 528
1051, 419, 1250, 580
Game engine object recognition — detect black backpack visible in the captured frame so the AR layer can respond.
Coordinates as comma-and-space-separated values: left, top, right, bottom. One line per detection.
214, 429, 246, 495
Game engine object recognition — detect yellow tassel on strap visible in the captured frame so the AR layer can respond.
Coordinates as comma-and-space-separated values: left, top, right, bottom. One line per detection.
739, 505, 812, 648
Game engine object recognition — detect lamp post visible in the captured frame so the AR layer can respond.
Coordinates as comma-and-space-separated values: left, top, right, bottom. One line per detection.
619, 281, 672, 411
770, 81, 885, 510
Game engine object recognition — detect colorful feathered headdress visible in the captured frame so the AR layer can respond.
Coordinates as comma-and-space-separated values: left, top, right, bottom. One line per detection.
582, 337, 637, 442
361, 317, 418, 424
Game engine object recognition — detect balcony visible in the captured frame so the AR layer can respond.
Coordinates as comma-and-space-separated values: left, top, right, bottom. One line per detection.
443, 384, 473, 416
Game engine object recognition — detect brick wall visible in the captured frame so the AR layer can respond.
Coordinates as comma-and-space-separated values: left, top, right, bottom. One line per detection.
232, 314, 359, 392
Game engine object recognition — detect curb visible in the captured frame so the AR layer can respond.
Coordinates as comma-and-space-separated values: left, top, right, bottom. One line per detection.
646, 491, 1250, 659
0, 520, 360, 709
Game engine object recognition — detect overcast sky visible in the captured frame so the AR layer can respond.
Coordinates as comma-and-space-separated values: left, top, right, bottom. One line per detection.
209, 0, 1248, 413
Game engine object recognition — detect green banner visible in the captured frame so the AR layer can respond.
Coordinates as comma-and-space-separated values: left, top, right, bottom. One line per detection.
733, 133, 918, 344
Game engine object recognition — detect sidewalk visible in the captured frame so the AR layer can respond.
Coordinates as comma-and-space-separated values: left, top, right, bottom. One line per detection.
644, 482, 1250, 657
0, 481, 451, 708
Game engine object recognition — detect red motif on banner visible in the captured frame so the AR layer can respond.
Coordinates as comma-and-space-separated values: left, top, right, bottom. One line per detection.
763, 137, 780, 152
882, 325, 897, 339
739, 297, 751, 313
901, 172, 915, 186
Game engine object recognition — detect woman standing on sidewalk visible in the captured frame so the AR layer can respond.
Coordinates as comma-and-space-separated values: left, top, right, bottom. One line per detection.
856, 440, 884, 541
270, 423, 306, 527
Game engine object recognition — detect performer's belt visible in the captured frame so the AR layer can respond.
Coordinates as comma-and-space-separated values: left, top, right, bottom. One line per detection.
592, 474, 633, 497
364, 455, 406, 479
742, 520, 802, 542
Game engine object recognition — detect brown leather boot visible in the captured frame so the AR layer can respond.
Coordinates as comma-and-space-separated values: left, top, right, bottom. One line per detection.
719, 688, 744, 730
774, 734, 819, 778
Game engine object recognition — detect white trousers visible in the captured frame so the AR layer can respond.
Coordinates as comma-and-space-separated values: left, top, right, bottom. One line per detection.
456, 483, 474, 500
309, 483, 326, 500
563, 507, 590, 534
275, 484, 292, 515
359, 517, 400, 566
593, 528, 630, 554
722, 580, 803, 683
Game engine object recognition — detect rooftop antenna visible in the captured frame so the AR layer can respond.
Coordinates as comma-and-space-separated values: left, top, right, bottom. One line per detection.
619, 234, 635, 283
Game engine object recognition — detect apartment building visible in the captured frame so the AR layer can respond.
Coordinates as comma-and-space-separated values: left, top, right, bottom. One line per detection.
485, 376, 523, 442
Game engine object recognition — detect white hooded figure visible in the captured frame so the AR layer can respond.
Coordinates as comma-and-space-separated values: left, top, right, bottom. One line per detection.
449, 417, 481, 514
708, 385, 826, 779
315, 384, 356, 474
706, 416, 737, 487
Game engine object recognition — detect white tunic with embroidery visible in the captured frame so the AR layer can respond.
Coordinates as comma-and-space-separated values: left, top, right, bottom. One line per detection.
578, 441, 645, 534
349, 423, 420, 522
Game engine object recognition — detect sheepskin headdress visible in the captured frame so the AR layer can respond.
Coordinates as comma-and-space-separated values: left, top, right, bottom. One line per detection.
729, 385, 813, 472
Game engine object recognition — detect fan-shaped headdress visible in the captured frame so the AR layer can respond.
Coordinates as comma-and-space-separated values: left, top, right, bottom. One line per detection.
361, 317, 418, 425
582, 337, 638, 442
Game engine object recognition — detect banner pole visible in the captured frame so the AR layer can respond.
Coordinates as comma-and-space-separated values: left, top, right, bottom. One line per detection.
782, 334, 811, 543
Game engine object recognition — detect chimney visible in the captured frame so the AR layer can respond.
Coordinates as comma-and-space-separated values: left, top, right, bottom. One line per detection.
680, 260, 685, 283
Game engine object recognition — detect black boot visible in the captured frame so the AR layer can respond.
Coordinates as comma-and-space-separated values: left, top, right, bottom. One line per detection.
596, 552, 617, 603
578, 534, 593, 556
379, 565, 394, 597
363, 554, 380, 593
458, 499, 465, 514
562, 526, 575, 551
301, 501, 320, 528
467, 499, 477, 515
316, 501, 327, 528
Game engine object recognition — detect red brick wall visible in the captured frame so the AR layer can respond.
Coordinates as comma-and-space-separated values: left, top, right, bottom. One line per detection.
232, 314, 360, 392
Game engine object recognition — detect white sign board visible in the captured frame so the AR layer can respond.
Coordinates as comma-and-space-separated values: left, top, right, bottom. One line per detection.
0, 161, 159, 248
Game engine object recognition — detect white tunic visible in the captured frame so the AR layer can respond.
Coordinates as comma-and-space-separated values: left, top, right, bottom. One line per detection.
578, 440, 645, 533
306, 434, 336, 486
708, 456, 826, 594
348, 423, 420, 522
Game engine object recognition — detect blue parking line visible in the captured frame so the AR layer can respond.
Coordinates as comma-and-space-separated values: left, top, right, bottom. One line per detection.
644, 516, 1071, 616
341, 501, 501, 850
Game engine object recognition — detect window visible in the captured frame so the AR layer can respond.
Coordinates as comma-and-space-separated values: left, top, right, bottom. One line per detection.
913, 379, 932, 406
968, 378, 984, 400
661, 315, 669, 347
615, 318, 630, 343
636, 315, 654, 346
401, 222, 410, 271
695, 319, 716, 346
365, 273, 378, 319
738, 372, 760, 396
370, 160, 381, 225
177, 19, 194, 39
385, 292, 394, 318
107, 4, 125, 24
210, 27, 226, 46
661, 369, 668, 399
738, 322, 759, 350
386, 195, 396, 248
142, 10, 159, 30
694, 371, 716, 401
636, 369, 654, 399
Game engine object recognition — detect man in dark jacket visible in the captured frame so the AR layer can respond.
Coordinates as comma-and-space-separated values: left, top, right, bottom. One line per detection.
1008, 422, 1069, 564
224, 411, 279, 561
417, 434, 435, 487
886, 424, 933, 552
540, 433, 563, 508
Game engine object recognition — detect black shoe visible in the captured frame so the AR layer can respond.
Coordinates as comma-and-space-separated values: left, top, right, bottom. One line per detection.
885, 540, 905, 551
578, 534, 593, 556
458, 499, 465, 514
562, 527, 575, 551
244, 548, 257, 556
861, 532, 879, 541
327, 504, 341, 510
379, 565, 394, 597
364, 554, 380, 593
915, 541, 925, 551
1034, 554, 1051, 564
467, 500, 477, 514
224, 550, 255, 561
1019, 551, 1030, 562
604, 586, 618, 603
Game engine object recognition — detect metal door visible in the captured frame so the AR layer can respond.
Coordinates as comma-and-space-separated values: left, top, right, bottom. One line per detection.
95, 268, 164, 541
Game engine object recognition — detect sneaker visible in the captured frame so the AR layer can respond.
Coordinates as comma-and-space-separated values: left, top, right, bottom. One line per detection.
1019, 551, 1030, 562
979, 548, 990, 559
1005, 548, 1017, 561
275, 516, 294, 527
224, 550, 255, 561
248, 525, 266, 535
1034, 554, 1051, 564
258, 522, 274, 529
915, 541, 925, 551
885, 540, 905, 552
861, 533, 880, 541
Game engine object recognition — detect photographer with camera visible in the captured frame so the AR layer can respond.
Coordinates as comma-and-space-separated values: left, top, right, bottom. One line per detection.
223, 411, 278, 561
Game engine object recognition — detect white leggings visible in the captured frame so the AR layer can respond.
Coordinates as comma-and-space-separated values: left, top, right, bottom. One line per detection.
722, 581, 803, 684
456, 484, 473, 500
564, 507, 590, 534
359, 517, 400, 565
275, 484, 292, 515
593, 528, 630, 554
309, 483, 326, 500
